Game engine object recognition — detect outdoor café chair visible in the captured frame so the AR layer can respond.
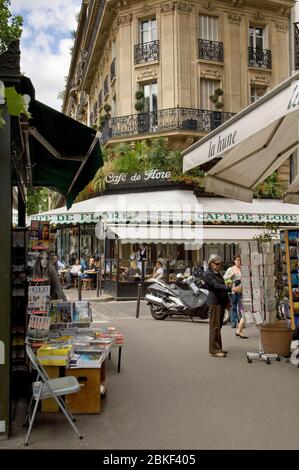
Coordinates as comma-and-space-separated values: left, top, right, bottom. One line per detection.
24, 344, 83, 446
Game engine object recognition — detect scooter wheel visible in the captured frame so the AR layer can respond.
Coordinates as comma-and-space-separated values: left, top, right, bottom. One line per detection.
149, 305, 168, 320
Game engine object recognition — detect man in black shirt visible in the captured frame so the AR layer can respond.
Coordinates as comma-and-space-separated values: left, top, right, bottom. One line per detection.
204, 255, 232, 357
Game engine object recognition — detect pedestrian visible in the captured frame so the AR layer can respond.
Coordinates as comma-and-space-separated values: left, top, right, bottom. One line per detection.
224, 255, 242, 329
224, 255, 248, 339
151, 261, 164, 280
204, 254, 232, 358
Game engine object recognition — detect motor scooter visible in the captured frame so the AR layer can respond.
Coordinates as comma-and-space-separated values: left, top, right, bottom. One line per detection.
145, 274, 230, 323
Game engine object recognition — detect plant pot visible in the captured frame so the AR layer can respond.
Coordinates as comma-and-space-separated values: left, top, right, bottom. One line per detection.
260, 321, 292, 356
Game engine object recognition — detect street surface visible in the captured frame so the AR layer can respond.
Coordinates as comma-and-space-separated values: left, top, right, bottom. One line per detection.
1, 300, 298, 449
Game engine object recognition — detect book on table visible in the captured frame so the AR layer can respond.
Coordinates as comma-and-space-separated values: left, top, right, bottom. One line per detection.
68, 352, 104, 368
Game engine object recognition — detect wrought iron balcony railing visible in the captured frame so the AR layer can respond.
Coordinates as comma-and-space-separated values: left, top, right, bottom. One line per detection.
134, 40, 159, 65
101, 107, 235, 144
248, 47, 271, 69
295, 22, 299, 70
110, 57, 116, 82
198, 39, 224, 62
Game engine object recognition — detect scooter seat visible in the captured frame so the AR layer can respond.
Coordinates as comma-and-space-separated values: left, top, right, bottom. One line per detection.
180, 291, 202, 310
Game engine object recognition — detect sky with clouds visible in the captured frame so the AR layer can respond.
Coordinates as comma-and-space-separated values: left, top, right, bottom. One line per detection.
10, 0, 81, 110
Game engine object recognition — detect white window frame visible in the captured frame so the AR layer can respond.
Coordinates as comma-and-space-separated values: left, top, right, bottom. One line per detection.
200, 79, 220, 110
140, 18, 157, 44
199, 15, 219, 41
250, 85, 266, 104
249, 25, 268, 49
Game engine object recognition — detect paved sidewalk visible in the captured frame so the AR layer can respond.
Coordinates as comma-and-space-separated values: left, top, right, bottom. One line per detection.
2, 301, 299, 450
64, 287, 113, 302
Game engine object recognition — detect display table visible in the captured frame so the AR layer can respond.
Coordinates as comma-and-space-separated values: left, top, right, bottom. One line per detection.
65, 362, 106, 414
41, 366, 60, 413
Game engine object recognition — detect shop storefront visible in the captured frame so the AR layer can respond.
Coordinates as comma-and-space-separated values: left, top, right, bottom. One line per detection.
28, 191, 299, 298
0, 41, 102, 439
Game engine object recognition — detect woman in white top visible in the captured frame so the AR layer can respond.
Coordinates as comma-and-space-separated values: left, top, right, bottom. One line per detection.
152, 261, 164, 280
224, 255, 248, 339
66, 258, 82, 288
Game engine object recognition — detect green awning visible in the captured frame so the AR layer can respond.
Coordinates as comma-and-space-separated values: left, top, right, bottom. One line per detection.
27, 99, 102, 209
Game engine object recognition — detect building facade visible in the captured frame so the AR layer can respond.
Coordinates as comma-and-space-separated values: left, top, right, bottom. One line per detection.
63, 0, 294, 162
57, 0, 297, 287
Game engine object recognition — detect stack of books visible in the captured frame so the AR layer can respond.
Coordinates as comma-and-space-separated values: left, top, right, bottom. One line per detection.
37, 342, 74, 366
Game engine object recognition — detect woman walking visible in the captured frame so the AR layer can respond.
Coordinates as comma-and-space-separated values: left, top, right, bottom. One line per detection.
224, 255, 248, 339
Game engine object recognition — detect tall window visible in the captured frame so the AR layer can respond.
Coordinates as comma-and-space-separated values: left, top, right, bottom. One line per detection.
142, 82, 158, 113
199, 15, 219, 41
140, 18, 157, 43
250, 86, 266, 103
200, 79, 219, 110
249, 26, 264, 49
112, 94, 117, 116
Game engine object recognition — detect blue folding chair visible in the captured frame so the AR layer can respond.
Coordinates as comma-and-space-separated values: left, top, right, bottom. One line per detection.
25, 344, 83, 446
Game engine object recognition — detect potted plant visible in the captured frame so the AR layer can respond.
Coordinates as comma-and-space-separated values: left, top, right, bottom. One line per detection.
135, 90, 147, 133
209, 88, 224, 130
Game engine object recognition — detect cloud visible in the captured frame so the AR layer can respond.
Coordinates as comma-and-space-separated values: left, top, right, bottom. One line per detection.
10, 0, 81, 110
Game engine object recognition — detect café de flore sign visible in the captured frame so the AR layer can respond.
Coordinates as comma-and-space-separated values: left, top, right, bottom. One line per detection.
105, 169, 171, 185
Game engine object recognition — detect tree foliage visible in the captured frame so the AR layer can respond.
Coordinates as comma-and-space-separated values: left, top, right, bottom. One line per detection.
253, 172, 285, 199
0, 0, 23, 54
26, 188, 48, 216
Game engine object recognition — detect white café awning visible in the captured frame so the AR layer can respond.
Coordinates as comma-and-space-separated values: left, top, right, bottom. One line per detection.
201, 197, 299, 224
182, 71, 299, 203
202, 226, 279, 243
106, 224, 203, 250
27, 190, 201, 225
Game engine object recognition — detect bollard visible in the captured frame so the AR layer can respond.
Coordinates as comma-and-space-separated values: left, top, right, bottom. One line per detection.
78, 275, 82, 301
96, 271, 99, 297
136, 283, 142, 318
99, 271, 102, 296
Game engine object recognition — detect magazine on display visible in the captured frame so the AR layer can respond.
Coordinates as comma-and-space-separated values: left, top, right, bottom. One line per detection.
28, 285, 51, 314
48, 301, 92, 324
29, 220, 56, 252
68, 352, 104, 368
72, 301, 92, 322
26, 314, 51, 342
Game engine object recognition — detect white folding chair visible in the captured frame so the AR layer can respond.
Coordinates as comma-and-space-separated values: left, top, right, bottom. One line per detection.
25, 344, 83, 446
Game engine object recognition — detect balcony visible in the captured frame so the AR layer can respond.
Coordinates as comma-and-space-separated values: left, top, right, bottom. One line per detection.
101, 107, 235, 144
198, 39, 224, 62
248, 47, 271, 69
110, 57, 116, 83
134, 40, 159, 65
295, 22, 299, 70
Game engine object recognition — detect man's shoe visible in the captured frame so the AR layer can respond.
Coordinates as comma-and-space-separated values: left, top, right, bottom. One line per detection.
211, 352, 226, 357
